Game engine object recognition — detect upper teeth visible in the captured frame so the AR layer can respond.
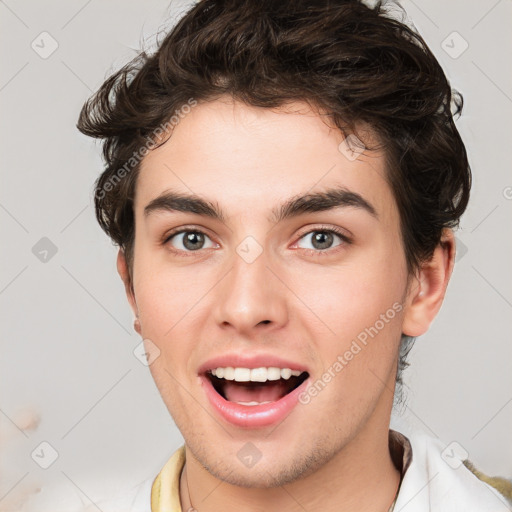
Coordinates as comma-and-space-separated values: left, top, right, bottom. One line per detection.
210, 367, 304, 382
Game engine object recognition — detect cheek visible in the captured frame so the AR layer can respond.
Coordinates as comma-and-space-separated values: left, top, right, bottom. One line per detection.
303, 275, 404, 418
295, 252, 405, 337
133, 253, 204, 335
134, 267, 199, 410
131, 251, 222, 383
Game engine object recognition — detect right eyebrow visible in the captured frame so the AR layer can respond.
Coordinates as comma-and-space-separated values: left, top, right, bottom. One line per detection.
144, 191, 227, 223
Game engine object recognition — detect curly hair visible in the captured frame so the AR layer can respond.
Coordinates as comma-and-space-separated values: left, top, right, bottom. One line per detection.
77, 0, 471, 395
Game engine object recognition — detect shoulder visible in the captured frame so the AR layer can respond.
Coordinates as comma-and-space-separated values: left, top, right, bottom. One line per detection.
394, 429, 512, 511
80, 445, 186, 512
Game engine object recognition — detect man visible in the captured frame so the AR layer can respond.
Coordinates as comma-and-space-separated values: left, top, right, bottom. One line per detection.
78, 0, 511, 510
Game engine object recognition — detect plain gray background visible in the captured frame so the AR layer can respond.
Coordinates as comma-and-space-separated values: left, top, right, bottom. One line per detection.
1, 1, 511, 510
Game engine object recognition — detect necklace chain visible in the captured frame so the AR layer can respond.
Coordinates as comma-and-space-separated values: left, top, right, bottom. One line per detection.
185, 466, 195, 511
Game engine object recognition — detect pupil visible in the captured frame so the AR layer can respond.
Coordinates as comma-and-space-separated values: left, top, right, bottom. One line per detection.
312, 231, 333, 250
184, 232, 204, 250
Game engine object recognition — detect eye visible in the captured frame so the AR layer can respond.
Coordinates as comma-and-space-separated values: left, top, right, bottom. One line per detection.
165, 229, 217, 252
296, 227, 350, 252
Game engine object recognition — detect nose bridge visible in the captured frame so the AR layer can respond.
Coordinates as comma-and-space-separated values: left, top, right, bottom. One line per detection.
213, 242, 288, 333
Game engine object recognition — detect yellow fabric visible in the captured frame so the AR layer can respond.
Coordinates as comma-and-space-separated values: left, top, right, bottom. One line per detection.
464, 460, 512, 505
151, 445, 186, 512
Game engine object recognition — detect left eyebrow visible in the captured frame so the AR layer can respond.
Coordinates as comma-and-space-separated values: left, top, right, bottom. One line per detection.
269, 186, 378, 223
143, 186, 378, 223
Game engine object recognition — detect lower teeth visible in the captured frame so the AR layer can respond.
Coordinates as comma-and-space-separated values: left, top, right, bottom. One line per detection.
235, 401, 273, 406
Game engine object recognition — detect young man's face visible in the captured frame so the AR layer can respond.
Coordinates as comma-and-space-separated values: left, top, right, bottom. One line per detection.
121, 98, 417, 486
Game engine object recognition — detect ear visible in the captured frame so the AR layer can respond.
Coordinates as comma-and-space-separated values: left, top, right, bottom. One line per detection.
402, 228, 456, 337
117, 249, 141, 335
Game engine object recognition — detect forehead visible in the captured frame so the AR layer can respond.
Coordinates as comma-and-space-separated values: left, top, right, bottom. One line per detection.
135, 98, 395, 221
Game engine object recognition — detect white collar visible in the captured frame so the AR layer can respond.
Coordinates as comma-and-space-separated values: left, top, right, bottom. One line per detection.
392, 429, 510, 511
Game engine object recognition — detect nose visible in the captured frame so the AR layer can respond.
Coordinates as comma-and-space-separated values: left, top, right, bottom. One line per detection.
213, 247, 289, 335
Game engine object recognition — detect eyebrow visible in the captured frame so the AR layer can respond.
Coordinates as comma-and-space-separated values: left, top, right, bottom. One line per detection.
143, 186, 378, 223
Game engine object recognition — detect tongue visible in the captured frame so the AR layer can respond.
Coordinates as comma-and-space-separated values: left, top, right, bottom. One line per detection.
223, 380, 290, 403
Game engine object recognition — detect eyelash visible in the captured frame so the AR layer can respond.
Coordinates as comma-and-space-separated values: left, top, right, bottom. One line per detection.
295, 225, 352, 257
162, 224, 352, 257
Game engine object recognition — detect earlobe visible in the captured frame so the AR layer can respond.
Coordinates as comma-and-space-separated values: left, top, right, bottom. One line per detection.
133, 317, 142, 335
116, 249, 139, 321
402, 229, 456, 337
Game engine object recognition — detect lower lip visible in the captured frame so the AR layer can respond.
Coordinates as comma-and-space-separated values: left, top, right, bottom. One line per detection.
199, 374, 310, 428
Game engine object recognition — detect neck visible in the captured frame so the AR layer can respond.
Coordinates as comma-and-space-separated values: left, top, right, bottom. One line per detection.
179, 420, 401, 512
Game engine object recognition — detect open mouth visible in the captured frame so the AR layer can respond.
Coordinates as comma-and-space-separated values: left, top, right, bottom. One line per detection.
206, 370, 310, 405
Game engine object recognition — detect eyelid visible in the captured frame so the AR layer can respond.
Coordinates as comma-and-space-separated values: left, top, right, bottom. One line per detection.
163, 225, 215, 243
293, 224, 353, 244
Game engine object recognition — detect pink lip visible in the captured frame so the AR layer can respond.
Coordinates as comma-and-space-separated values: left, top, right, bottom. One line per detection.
197, 353, 310, 375
200, 373, 310, 428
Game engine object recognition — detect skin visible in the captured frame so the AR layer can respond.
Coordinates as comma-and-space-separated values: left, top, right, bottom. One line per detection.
117, 97, 455, 512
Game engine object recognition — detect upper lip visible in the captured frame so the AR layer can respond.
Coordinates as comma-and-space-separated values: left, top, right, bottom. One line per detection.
198, 353, 310, 375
